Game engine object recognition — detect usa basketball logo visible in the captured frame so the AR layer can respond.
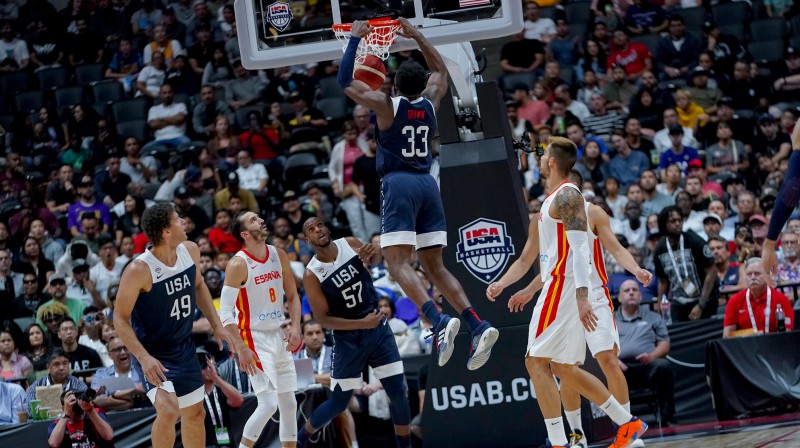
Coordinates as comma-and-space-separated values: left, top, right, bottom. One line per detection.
456, 218, 515, 284
265, 1, 293, 32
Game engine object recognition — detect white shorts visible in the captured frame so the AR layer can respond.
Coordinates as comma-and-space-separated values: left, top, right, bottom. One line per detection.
585, 285, 620, 357
243, 328, 297, 394
527, 275, 586, 365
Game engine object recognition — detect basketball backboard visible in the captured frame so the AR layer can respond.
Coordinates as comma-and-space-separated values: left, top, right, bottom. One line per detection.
234, 0, 523, 69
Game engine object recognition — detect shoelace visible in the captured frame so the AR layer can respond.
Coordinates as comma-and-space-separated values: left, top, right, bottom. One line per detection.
568, 432, 582, 446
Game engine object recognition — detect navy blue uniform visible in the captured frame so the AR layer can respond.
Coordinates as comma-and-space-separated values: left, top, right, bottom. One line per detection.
306, 238, 403, 390
377, 96, 447, 249
130, 244, 204, 402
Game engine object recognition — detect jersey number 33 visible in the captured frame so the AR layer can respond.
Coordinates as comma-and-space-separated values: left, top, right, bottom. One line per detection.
401, 125, 430, 158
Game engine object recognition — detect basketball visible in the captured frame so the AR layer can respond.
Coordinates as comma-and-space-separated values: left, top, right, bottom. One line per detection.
354, 55, 386, 91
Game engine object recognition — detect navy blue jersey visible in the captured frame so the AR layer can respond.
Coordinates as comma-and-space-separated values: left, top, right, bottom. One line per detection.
306, 238, 379, 320
130, 244, 198, 359
376, 96, 437, 177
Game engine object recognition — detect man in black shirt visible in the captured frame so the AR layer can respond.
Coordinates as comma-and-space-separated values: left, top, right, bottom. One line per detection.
754, 114, 792, 164
498, 31, 545, 89
187, 24, 217, 77
46, 164, 76, 217
58, 317, 103, 372
654, 206, 718, 322
11, 272, 50, 319
281, 190, 315, 239
351, 129, 381, 240
94, 151, 132, 208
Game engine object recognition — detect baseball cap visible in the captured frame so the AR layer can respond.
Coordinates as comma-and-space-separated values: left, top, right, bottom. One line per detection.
49, 274, 66, 285
701, 20, 718, 34
69, 242, 89, 260
288, 91, 303, 102
226, 171, 239, 184
668, 124, 684, 135
703, 213, 723, 226
749, 214, 768, 225
283, 190, 299, 202
98, 234, 114, 248
690, 66, 710, 79
174, 186, 190, 198
786, 46, 799, 58
717, 96, 734, 108
749, 215, 768, 239
72, 258, 89, 271
185, 165, 202, 182
688, 159, 703, 169
78, 175, 93, 187
758, 113, 776, 125
761, 188, 778, 201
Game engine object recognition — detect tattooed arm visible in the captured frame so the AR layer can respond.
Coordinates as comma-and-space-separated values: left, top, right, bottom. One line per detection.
553, 187, 598, 331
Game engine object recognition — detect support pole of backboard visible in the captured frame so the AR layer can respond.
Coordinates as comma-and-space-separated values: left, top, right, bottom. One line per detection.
434, 42, 480, 111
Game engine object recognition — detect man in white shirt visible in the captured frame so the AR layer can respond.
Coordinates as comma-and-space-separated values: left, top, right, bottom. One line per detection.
0, 21, 28, 72
235, 149, 269, 193
555, 83, 590, 123
144, 83, 190, 149
523, 2, 555, 42
89, 237, 124, 303
653, 108, 698, 154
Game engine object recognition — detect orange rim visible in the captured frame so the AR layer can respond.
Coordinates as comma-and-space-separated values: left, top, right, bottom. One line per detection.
332, 18, 399, 32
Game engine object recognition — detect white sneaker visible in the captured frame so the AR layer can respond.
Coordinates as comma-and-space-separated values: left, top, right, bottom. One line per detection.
630, 438, 645, 447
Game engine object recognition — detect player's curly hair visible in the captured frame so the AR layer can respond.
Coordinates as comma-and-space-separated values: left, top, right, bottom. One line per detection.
395, 60, 428, 97
142, 203, 176, 247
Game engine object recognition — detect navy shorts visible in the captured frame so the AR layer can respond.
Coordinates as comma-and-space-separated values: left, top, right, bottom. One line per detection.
133, 340, 204, 408
380, 171, 447, 249
330, 320, 404, 392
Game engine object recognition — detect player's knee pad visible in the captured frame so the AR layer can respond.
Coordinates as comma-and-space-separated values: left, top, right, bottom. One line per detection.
381, 374, 411, 426
242, 391, 278, 441
309, 387, 353, 430
277, 391, 297, 442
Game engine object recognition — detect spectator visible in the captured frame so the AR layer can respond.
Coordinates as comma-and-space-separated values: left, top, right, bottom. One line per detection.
727, 61, 770, 112
576, 70, 602, 107
603, 177, 628, 219
0, 21, 28, 72
136, 50, 167, 99
18, 0, 57, 33
91, 337, 145, 411
755, 114, 792, 164
0, 381, 25, 424
548, 18, 579, 66
292, 320, 332, 386
765, 0, 793, 17
675, 190, 706, 238
609, 130, 651, 190
239, 109, 283, 161
640, 170, 675, 220
194, 86, 234, 138
0, 150, 26, 193
145, 83, 190, 149
120, 138, 158, 185
575, 140, 608, 191
105, 37, 143, 93
776, 231, 800, 294
0, 326, 33, 380
29, 20, 63, 72
624, 117, 656, 157
235, 149, 268, 194
226, 59, 265, 111
602, 65, 637, 112
68, 176, 112, 238
686, 66, 722, 114
703, 213, 725, 240
498, 31, 544, 81
280, 190, 316, 238
705, 122, 749, 179
72, 213, 106, 254
624, 0, 667, 36
554, 84, 590, 124
613, 201, 648, 250
566, 121, 609, 160
654, 206, 718, 321
523, 1, 555, 42
13, 237, 55, 292
78, 308, 112, 367
656, 164, 682, 199
575, 38, 608, 84
656, 14, 702, 80
352, 105, 372, 143
66, 17, 103, 66
186, 0, 223, 47
724, 190, 758, 230
0, 0, 17, 20
660, 125, 701, 175
653, 108, 699, 155
9, 190, 60, 242
213, 173, 258, 214
724, 257, 794, 337
607, 30, 652, 82
25, 349, 88, 412
94, 152, 132, 208
351, 128, 382, 241
47, 389, 114, 448
510, 83, 550, 126
544, 98, 578, 137
701, 21, 746, 76
24, 323, 52, 372
58, 317, 102, 372
36, 301, 68, 345
130, 0, 163, 39
199, 352, 244, 447
584, 93, 623, 144
187, 23, 216, 76
91, 0, 125, 47
162, 6, 187, 43
10, 271, 49, 319
329, 121, 371, 241
616, 280, 676, 424
708, 236, 743, 293
89, 237, 123, 305
283, 92, 328, 135
208, 209, 241, 254
674, 89, 708, 131
46, 164, 76, 217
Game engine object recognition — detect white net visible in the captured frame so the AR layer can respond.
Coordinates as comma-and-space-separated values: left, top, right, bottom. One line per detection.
333, 21, 400, 63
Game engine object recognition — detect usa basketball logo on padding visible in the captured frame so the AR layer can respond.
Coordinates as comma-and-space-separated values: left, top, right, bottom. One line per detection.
265, 1, 293, 32
456, 218, 515, 284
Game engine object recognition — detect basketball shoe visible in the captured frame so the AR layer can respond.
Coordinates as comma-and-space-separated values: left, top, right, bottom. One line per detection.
434, 315, 460, 366
466, 321, 499, 370
609, 417, 648, 448
630, 439, 645, 447
568, 429, 587, 447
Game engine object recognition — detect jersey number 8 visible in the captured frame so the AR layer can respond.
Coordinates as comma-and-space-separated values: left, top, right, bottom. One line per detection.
170, 295, 192, 320
401, 125, 429, 158
269, 288, 277, 303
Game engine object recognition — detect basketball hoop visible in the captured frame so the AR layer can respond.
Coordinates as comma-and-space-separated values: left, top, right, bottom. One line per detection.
332, 18, 400, 63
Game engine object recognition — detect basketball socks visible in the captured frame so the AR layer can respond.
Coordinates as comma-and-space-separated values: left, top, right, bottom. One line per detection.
395, 435, 411, 448
460, 307, 483, 332
601, 396, 633, 426
622, 402, 631, 413
544, 417, 568, 446
565, 408, 583, 434
421, 301, 441, 328
297, 427, 312, 447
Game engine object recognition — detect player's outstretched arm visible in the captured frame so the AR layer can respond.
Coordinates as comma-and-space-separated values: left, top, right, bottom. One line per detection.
396, 17, 448, 110
339, 21, 394, 121
219, 255, 259, 376
303, 269, 383, 330
277, 248, 302, 352
186, 241, 236, 352
487, 214, 540, 301
114, 261, 169, 386
592, 205, 652, 287
554, 187, 598, 332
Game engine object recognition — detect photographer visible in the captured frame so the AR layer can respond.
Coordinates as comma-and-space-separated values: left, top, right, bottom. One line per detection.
47, 390, 113, 448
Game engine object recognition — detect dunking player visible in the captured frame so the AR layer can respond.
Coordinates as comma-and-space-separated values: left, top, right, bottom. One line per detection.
487, 169, 652, 447
338, 18, 498, 370
486, 137, 646, 448
218, 211, 303, 448
763, 125, 800, 278
297, 217, 412, 448
115, 203, 235, 448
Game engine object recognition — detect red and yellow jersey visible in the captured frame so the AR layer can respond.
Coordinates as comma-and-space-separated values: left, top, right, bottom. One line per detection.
233, 244, 285, 333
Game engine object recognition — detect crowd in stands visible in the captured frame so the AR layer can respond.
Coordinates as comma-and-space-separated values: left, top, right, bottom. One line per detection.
0, 0, 798, 443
